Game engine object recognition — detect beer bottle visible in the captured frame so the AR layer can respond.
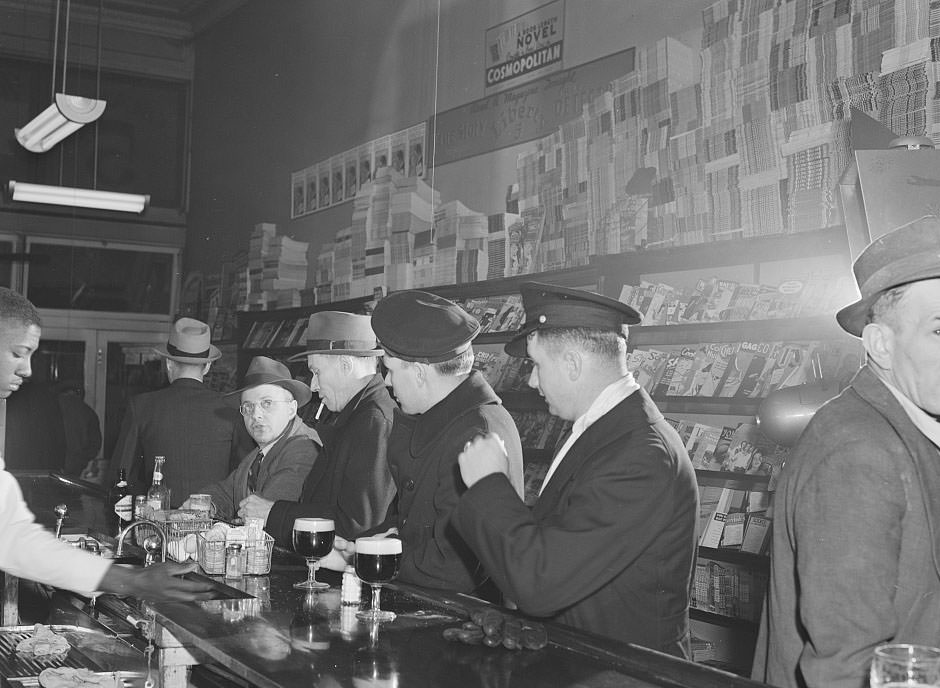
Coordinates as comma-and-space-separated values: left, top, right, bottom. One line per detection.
146, 456, 170, 512
109, 469, 133, 536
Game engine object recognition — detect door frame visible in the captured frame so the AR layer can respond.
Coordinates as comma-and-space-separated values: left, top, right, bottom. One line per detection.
39, 311, 172, 425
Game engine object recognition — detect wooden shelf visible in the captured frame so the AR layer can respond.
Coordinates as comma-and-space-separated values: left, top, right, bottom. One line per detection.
698, 547, 769, 570
695, 470, 770, 490
690, 608, 759, 631
653, 396, 761, 416
629, 315, 848, 345
592, 225, 850, 291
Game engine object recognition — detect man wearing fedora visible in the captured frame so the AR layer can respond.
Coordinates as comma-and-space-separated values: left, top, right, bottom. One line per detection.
453, 282, 697, 656
188, 356, 321, 521
237, 311, 396, 547
109, 317, 250, 504
353, 290, 524, 597
753, 220, 940, 688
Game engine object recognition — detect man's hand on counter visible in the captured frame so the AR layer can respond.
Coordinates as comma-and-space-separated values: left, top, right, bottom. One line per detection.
99, 561, 216, 602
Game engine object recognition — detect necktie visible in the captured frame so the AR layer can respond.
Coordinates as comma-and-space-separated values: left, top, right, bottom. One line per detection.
247, 451, 264, 493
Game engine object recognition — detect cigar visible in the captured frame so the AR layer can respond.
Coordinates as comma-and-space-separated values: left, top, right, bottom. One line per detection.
315, 401, 325, 420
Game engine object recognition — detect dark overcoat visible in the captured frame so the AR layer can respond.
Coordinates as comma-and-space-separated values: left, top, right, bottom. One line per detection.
109, 378, 250, 503
266, 374, 397, 543
454, 387, 698, 657
753, 365, 940, 688
377, 371, 524, 594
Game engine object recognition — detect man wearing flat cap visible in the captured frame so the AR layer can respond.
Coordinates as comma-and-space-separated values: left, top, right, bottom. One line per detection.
109, 317, 251, 504
362, 290, 524, 596
753, 219, 940, 688
453, 282, 698, 657
185, 356, 320, 521
238, 312, 396, 549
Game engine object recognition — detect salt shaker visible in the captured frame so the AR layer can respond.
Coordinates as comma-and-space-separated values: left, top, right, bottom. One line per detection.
224, 543, 244, 580
341, 564, 362, 606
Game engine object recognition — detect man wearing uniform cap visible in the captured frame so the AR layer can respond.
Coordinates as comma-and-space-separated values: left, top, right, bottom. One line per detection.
185, 356, 320, 521
754, 219, 940, 688
237, 312, 396, 549
109, 317, 251, 504
453, 282, 698, 657
361, 290, 524, 596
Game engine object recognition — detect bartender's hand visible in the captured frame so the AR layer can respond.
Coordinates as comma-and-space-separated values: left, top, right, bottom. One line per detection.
99, 561, 216, 602
458, 432, 509, 488
237, 494, 274, 523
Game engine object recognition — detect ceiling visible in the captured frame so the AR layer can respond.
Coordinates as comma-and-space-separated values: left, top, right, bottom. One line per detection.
75, 0, 249, 35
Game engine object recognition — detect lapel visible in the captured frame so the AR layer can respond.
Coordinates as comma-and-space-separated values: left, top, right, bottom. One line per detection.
533, 388, 663, 517
852, 366, 940, 577
303, 376, 380, 497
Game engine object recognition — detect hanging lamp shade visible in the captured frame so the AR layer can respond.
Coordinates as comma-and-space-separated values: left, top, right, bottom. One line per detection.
15, 93, 107, 153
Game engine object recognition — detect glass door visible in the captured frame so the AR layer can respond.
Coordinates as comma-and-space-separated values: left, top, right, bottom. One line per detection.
36, 323, 169, 479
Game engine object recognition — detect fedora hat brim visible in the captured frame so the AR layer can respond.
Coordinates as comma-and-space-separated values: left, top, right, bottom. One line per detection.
287, 345, 382, 362
225, 378, 313, 407
152, 343, 222, 363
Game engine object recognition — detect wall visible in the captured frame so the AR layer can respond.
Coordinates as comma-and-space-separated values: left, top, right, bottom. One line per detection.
184, 0, 712, 277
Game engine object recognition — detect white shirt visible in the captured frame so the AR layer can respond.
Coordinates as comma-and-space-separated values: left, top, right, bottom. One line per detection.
538, 372, 641, 495
0, 454, 110, 595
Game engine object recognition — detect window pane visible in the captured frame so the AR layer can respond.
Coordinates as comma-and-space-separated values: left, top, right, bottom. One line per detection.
27, 243, 173, 313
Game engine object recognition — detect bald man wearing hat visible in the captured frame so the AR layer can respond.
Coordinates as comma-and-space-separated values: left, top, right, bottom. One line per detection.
453, 282, 698, 657
753, 219, 940, 688
185, 356, 321, 521
237, 312, 396, 548
109, 317, 251, 504
362, 290, 524, 597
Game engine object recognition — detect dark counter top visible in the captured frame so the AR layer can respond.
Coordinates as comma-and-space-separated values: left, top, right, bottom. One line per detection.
143, 549, 769, 688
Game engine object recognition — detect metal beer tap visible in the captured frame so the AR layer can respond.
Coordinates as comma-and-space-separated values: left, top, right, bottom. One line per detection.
53, 504, 68, 539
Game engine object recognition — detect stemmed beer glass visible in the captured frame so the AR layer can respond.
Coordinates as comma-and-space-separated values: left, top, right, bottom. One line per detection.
292, 518, 335, 590
355, 536, 402, 622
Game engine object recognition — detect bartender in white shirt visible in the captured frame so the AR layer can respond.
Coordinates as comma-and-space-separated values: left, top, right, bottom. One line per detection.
0, 287, 212, 602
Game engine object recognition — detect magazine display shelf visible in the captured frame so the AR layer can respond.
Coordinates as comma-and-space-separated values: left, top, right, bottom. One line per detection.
234, 225, 859, 676
592, 224, 860, 674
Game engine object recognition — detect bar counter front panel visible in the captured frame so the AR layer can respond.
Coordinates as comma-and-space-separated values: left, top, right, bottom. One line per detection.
146, 550, 769, 688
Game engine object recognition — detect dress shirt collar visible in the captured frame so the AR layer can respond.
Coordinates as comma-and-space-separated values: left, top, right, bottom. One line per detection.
539, 372, 640, 495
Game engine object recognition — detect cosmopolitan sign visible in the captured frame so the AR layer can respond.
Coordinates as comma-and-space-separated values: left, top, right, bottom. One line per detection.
485, 1, 565, 92
429, 47, 636, 166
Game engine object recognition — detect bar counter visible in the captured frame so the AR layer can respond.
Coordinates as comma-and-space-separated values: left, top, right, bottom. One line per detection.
141, 549, 770, 688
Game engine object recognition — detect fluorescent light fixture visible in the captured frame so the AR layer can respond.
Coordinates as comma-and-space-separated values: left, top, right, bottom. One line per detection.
8, 181, 149, 213
15, 93, 107, 153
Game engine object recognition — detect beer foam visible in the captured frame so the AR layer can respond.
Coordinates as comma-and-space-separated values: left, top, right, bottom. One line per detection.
293, 517, 334, 532
355, 536, 402, 555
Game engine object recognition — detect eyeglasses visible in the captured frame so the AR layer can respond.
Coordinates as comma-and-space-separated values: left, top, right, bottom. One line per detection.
239, 398, 293, 417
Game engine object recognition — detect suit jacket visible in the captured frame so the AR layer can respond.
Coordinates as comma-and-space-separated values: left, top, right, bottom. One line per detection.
202, 416, 321, 521
454, 387, 698, 657
753, 365, 940, 688
266, 374, 397, 544
370, 371, 524, 595
109, 378, 250, 504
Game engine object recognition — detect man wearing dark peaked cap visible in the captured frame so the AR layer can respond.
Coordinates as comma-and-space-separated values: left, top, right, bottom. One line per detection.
454, 282, 698, 657
361, 289, 524, 598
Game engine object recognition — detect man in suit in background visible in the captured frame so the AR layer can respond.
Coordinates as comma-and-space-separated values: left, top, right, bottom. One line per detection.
188, 356, 320, 521
239, 312, 396, 546
454, 283, 698, 657
109, 318, 249, 505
